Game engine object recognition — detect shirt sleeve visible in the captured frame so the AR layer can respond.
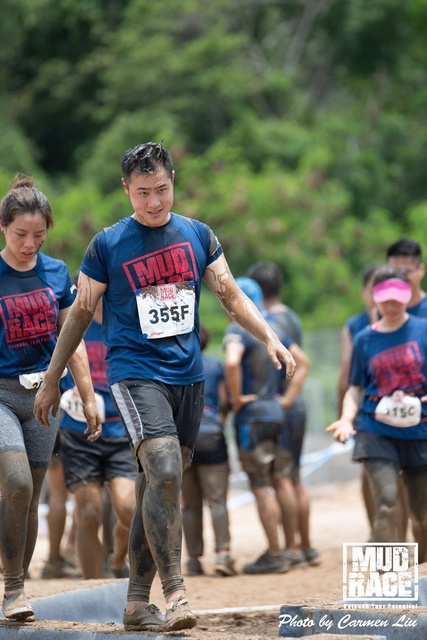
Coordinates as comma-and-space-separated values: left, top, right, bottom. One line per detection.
58, 264, 77, 309
349, 334, 367, 387
80, 232, 109, 284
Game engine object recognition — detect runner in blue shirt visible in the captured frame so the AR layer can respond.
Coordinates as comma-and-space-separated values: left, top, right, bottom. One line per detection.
336, 263, 380, 536
224, 277, 310, 575
337, 263, 380, 414
0, 176, 100, 622
59, 297, 136, 580
34, 141, 296, 633
247, 261, 319, 567
327, 265, 427, 562
181, 323, 236, 578
387, 237, 427, 316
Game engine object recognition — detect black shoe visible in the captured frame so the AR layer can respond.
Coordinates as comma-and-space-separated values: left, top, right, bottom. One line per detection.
187, 557, 204, 576
243, 551, 290, 574
303, 547, 321, 566
41, 555, 82, 579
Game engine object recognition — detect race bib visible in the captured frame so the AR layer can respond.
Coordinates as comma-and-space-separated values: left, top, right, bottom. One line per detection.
375, 391, 422, 428
136, 282, 195, 339
60, 388, 106, 423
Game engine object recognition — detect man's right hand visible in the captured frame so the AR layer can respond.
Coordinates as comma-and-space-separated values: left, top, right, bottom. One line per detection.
34, 376, 61, 427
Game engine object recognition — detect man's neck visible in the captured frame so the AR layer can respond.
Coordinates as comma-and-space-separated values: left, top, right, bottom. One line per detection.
263, 297, 287, 313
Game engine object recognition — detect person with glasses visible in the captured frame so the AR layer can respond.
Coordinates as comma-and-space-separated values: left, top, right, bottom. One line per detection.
386, 238, 427, 542
0, 176, 100, 622
387, 237, 427, 316
33, 141, 296, 633
327, 264, 427, 563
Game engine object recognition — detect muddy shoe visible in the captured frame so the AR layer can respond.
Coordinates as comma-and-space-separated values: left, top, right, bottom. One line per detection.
41, 555, 82, 579
108, 557, 130, 579
243, 551, 290, 575
123, 604, 164, 631
164, 595, 197, 631
304, 547, 321, 566
283, 549, 306, 568
187, 557, 204, 576
215, 552, 237, 576
2, 591, 34, 621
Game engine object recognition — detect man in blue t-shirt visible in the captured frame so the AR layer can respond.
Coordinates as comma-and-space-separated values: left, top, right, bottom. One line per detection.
224, 277, 310, 575
34, 141, 296, 633
387, 237, 427, 316
59, 297, 136, 580
247, 261, 319, 568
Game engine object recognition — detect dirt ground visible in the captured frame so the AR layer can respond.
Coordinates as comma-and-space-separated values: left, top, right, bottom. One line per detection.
1, 477, 381, 639
4, 474, 426, 638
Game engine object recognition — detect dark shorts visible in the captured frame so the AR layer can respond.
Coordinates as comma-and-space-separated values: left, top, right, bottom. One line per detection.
109, 378, 205, 467
353, 430, 427, 469
60, 428, 136, 491
282, 409, 306, 481
49, 431, 62, 469
236, 421, 293, 488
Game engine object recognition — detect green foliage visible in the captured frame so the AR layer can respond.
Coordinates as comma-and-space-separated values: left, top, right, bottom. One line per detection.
0, 0, 425, 330
44, 182, 129, 273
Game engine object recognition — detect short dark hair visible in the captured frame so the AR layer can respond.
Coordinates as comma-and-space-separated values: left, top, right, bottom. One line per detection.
246, 261, 283, 298
372, 264, 409, 286
386, 237, 422, 262
362, 263, 381, 287
120, 141, 173, 183
0, 174, 54, 229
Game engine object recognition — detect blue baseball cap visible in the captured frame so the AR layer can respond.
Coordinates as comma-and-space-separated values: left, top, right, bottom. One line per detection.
235, 277, 264, 311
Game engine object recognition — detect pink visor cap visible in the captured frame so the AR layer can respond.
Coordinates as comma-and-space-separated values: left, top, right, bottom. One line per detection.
372, 278, 412, 304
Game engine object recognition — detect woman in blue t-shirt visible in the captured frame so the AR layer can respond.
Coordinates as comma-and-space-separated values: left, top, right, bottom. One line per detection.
327, 265, 427, 562
0, 176, 101, 621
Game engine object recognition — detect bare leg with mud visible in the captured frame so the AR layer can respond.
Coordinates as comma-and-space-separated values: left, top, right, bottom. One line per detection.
363, 459, 399, 543
125, 437, 196, 631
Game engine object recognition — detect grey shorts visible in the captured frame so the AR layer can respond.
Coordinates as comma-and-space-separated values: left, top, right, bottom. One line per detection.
0, 377, 58, 469
353, 429, 427, 469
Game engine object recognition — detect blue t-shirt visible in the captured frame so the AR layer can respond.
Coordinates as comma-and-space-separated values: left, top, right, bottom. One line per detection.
193, 355, 228, 465
60, 319, 127, 438
223, 321, 292, 426
265, 309, 305, 413
350, 315, 427, 439
347, 297, 427, 346
80, 213, 223, 386
201, 355, 225, 427
408, 295, 427, 318
346, 310, 371, 341
0, 253, 75, 376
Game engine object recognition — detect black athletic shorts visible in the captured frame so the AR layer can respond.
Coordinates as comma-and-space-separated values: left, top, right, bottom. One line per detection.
353, 429, 427, 469
109, 378, 205, 463
60, 428, 136, 491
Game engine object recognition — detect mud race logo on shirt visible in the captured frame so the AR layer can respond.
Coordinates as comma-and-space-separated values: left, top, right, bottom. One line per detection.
343, 543, 418, 604
370, 342, 425, 396
0, 288, 58, 347
123, 243, 197, 288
